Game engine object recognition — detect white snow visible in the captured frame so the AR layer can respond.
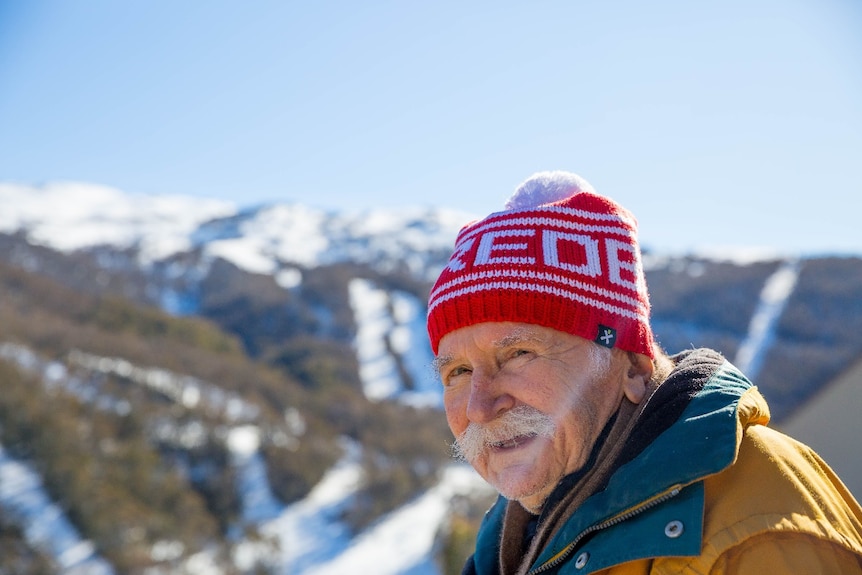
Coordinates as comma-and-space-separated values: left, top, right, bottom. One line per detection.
303, 465, 489, 575
0, 182, 235, 263
350, 278, 402, 400
206, 238, 280, 275
250, 439, 363, 574
389, 290, 443, 407
229, 426, 284, 527
641, 247, 789, 271
66, 349, 261, 422
276, 267, 303, 289
227, 425, 263, 456
230, 435, 491, 575
734, 258, 801, 379
0, 182, 468, 284
0, 444, 115, 575
349, 278, 440, 406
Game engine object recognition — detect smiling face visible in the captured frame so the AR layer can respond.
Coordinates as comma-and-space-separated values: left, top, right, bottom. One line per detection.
436, 322, 636, 512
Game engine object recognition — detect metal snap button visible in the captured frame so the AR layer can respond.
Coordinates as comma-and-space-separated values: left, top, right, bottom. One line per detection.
664, 520, 684, 538
574, 551, 590, 569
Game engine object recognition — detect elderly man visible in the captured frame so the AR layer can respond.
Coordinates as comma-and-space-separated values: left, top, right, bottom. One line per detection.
427, 172, 862, 574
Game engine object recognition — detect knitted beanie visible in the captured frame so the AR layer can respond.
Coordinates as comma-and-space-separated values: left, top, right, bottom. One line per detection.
427, 171, 655, 358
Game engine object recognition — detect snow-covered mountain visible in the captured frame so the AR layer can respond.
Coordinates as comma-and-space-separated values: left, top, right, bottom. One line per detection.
0, 181, 472, 278
1, 181, 860, 575
0, 182, 477, 403
0, 182, 490, 574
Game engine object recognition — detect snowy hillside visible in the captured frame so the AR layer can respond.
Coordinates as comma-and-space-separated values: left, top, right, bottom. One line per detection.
0, 182, 488, 574
0, 181, 463, 406
0, 342, 490, 575
1, 180, 860, 575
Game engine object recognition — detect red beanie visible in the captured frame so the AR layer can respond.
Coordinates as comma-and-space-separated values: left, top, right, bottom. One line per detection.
427, 171, 655, 358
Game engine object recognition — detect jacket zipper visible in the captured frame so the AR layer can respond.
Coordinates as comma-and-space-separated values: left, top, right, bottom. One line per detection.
528, 484, 684, 574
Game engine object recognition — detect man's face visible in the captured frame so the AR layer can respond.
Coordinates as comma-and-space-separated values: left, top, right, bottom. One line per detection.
436, 321, 628, 512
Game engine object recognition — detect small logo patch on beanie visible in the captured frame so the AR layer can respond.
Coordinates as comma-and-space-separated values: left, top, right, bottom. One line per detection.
595, 325, 617, 349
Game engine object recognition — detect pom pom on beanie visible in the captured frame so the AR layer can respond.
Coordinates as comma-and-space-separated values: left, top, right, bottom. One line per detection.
504, 171, 596, 211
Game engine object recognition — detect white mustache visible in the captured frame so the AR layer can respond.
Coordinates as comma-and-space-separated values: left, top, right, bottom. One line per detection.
451, 405, 556, 462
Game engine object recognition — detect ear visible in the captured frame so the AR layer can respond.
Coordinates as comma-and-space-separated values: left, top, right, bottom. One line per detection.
622, 352, 653, 404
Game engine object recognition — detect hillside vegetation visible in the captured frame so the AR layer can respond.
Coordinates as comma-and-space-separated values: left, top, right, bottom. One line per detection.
0, 254, 452, 573
1, 228, 861, 574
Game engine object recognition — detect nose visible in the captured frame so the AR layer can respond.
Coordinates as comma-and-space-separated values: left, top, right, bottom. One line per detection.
465, 367, 515, 425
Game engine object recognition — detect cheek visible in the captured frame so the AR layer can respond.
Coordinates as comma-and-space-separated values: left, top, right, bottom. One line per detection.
514, 379, 567, 416
443, 393, 468, 435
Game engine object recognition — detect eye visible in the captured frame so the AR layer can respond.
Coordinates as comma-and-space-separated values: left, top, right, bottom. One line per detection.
441, 365, 471, 387
508, 348, 534, 361
498, 348, 537, 373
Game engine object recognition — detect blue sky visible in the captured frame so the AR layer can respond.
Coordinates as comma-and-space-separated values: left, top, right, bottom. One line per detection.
1, 1, 860, 255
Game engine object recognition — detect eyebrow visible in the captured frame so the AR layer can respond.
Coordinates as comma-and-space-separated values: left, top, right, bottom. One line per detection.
431, 328, 543, 374
431, 355, 453, 374
494, 328, 542, 349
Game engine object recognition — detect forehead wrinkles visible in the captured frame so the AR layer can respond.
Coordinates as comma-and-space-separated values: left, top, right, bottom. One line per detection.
494, 326, 543, 349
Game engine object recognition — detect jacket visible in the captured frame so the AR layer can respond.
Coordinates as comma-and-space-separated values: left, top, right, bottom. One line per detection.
466, 349, 862, 574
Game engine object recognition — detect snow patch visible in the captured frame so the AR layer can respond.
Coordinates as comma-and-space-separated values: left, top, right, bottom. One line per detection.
734, 258, 801, 379
349, 279, 440, 407
0, 444, 115, 575
245, 440, 364, 573
304, 465, 489, 575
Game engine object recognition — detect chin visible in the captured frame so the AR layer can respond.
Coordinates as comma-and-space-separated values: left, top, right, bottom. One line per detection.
492, 473, 551, 508
481, 443, 557, 504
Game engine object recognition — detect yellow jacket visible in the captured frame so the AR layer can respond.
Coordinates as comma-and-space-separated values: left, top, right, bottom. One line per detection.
613, 387, 862, 574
